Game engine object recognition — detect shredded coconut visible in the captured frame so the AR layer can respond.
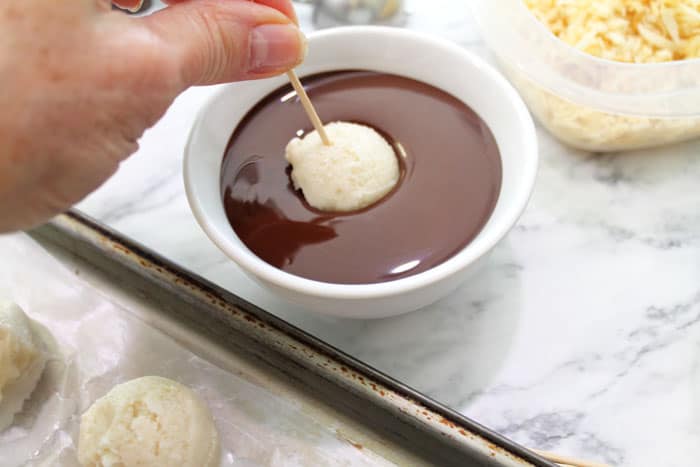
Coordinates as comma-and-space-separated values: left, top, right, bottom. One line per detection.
508, 1, 700, 151
505, 65, 700, 151
524, 0, 700, 63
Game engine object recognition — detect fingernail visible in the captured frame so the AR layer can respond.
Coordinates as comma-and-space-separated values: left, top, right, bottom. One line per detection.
248, 24, 307, 75
115, 0, 144, 13
128, 0, 144, 13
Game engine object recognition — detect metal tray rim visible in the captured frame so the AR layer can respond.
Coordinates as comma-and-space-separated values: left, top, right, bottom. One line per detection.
33, 210, 551, 467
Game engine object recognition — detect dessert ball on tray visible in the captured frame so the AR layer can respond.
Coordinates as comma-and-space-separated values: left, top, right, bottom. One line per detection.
0, 300, 47, 431
78, 376, 220, 467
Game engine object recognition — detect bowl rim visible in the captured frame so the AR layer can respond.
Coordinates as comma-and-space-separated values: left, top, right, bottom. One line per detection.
184, 26, 538, 300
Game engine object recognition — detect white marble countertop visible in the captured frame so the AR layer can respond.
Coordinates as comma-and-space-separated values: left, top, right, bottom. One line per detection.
76, 1, 700, 466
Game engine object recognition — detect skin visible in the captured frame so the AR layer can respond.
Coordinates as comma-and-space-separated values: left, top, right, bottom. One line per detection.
0, 0, 305, 232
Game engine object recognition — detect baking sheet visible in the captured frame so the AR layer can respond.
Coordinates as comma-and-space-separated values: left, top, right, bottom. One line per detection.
0, 233, 396, 467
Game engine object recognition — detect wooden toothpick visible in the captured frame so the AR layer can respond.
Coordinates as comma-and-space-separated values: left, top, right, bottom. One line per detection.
286, 70, 331, 146
532, 449, 611, 467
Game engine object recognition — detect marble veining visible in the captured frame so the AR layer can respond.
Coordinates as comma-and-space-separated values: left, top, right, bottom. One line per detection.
75, 1, 700, 465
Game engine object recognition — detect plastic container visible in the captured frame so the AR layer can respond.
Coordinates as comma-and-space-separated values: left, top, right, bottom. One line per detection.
471, 0, 700, 151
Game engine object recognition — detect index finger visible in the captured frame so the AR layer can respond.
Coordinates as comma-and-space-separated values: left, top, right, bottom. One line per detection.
161, 0, 298, 24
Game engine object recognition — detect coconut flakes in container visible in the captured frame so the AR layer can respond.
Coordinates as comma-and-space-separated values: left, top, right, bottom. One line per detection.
472, 0, 700, 151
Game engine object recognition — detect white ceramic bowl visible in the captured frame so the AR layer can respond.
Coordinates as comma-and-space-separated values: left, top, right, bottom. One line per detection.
184, 26, 537, 319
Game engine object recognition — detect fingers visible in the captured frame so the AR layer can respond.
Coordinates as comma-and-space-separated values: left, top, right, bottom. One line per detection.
161, 0, 299, 24
115, 0, 299, 18
140, 0, 306, 88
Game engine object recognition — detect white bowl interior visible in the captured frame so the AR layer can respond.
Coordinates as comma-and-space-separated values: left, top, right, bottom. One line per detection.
184, 27, 537, 299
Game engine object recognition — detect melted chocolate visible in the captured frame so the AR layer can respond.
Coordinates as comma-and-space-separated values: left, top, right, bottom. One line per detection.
221, 71, 501, 284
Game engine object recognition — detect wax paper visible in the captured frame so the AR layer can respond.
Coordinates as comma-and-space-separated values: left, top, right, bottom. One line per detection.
0, 233, 392, 467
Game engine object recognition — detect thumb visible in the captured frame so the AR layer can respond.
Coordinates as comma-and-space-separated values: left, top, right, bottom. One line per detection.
140, 0, 307, 89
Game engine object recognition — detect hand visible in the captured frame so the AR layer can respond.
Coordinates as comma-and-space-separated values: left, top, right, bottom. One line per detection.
0, 0, 306, 232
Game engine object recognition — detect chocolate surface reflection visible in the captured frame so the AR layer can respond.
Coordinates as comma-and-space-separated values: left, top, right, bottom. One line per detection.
221, 71, 502, 284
